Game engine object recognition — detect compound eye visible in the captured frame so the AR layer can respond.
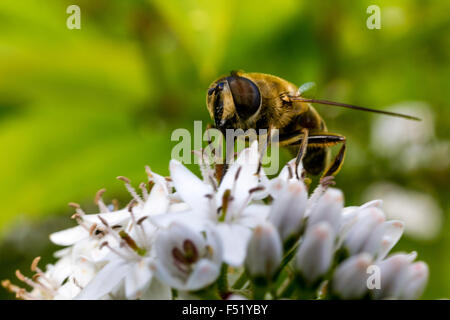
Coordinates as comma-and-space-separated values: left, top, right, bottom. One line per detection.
227, 76, 261, 120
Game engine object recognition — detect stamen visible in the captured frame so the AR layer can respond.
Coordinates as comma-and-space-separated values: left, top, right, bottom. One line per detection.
208, 175, 218, 191
117, 176, 144, 206
30, 257, 41, 272
127, 200, 147, 245
139, 182, 149, 201
95, 188, 110, 213
233, 166, 242, 188
101, 241, 132, 261
89, 223, 98, 236
70, 213, 90, 233
2, 280, 36, 300
145, 165, 154, 180
183, 240, 199, 263
97, 216, 124, 245
98, 215, 109, 228
30, 257, 58, 290
172, 247, 188, 264
219, 189, 233, 222
235, 186, 265, 218
249, 186, 265, 194
137, 216, 148, 225
112, 199, 120, 211
127, 199, 138, 231
15, 270, 55, 297
73, 278, 83, 290
193, 149, 217, 189
68, 202, 85, 215
119, 230, 146, 256
215, 164, 226, 183
287, 165, 293, 180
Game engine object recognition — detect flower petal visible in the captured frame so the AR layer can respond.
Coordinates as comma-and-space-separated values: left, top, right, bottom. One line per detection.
75, 259, 130, 300
124, 259, 153, 299
216, 223, 252, 267
50, 226, 89, 246
140, 181, 170, 218
170, 159, 214, 214
185, 259, 221, 291
365, 220, 404, 260
217, 142, 259, 214
150, 211, 207, 233
295, 222, 334, 283
239, 204, 271, 228
82, 209, 131, 227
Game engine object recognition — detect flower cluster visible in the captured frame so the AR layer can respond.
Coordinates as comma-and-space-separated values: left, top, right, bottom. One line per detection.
2, 142, 428, 300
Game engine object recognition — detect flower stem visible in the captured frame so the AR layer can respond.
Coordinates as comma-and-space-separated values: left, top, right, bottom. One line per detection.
280, 279, 298, 298
232, 271, 249, 290
217, 263, 229, 298
252, 282, 267, 300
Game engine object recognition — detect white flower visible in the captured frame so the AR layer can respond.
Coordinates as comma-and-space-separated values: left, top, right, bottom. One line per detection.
372, 252, 422, 299
268, 179, 307, 242
75, 222, 157, 300
154, 222, 223, 292
332, 253, 373, 299
307, 188, 343, 234
245, 222, 283, 280
344, 206, 381, 252
3, 142, 430, 300
295, 222, 334, 284
152, 141, 268, 267
395, 262, 429, 300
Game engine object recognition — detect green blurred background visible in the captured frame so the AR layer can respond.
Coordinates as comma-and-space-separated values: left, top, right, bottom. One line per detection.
0, 0, 449, 299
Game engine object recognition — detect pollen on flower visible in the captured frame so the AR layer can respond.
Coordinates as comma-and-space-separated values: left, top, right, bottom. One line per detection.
30, 257, 41, 272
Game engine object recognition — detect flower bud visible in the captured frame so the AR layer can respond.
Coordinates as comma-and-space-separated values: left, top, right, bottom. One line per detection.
363, 220, 404, 260
396, 261, 429, 300
268, 180, 307, 242
245, 223, 283, 280
344, 207, 385, 255
332, 253, 373, 299
372, 252, 418, 299
307, 188, 343, 234
295, 222, 334, 284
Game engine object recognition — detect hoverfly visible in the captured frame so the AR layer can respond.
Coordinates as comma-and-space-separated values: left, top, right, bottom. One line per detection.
206, 71, 420, 178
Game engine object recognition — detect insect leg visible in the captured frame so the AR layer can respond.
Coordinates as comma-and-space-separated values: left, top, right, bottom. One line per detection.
275, 129, 310, 178
285, 132, 346, 177
308, 133, 346, 177
294, 128, 309, 179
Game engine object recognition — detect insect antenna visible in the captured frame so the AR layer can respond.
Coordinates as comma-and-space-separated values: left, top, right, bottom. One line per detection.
289, 97, 421, 121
